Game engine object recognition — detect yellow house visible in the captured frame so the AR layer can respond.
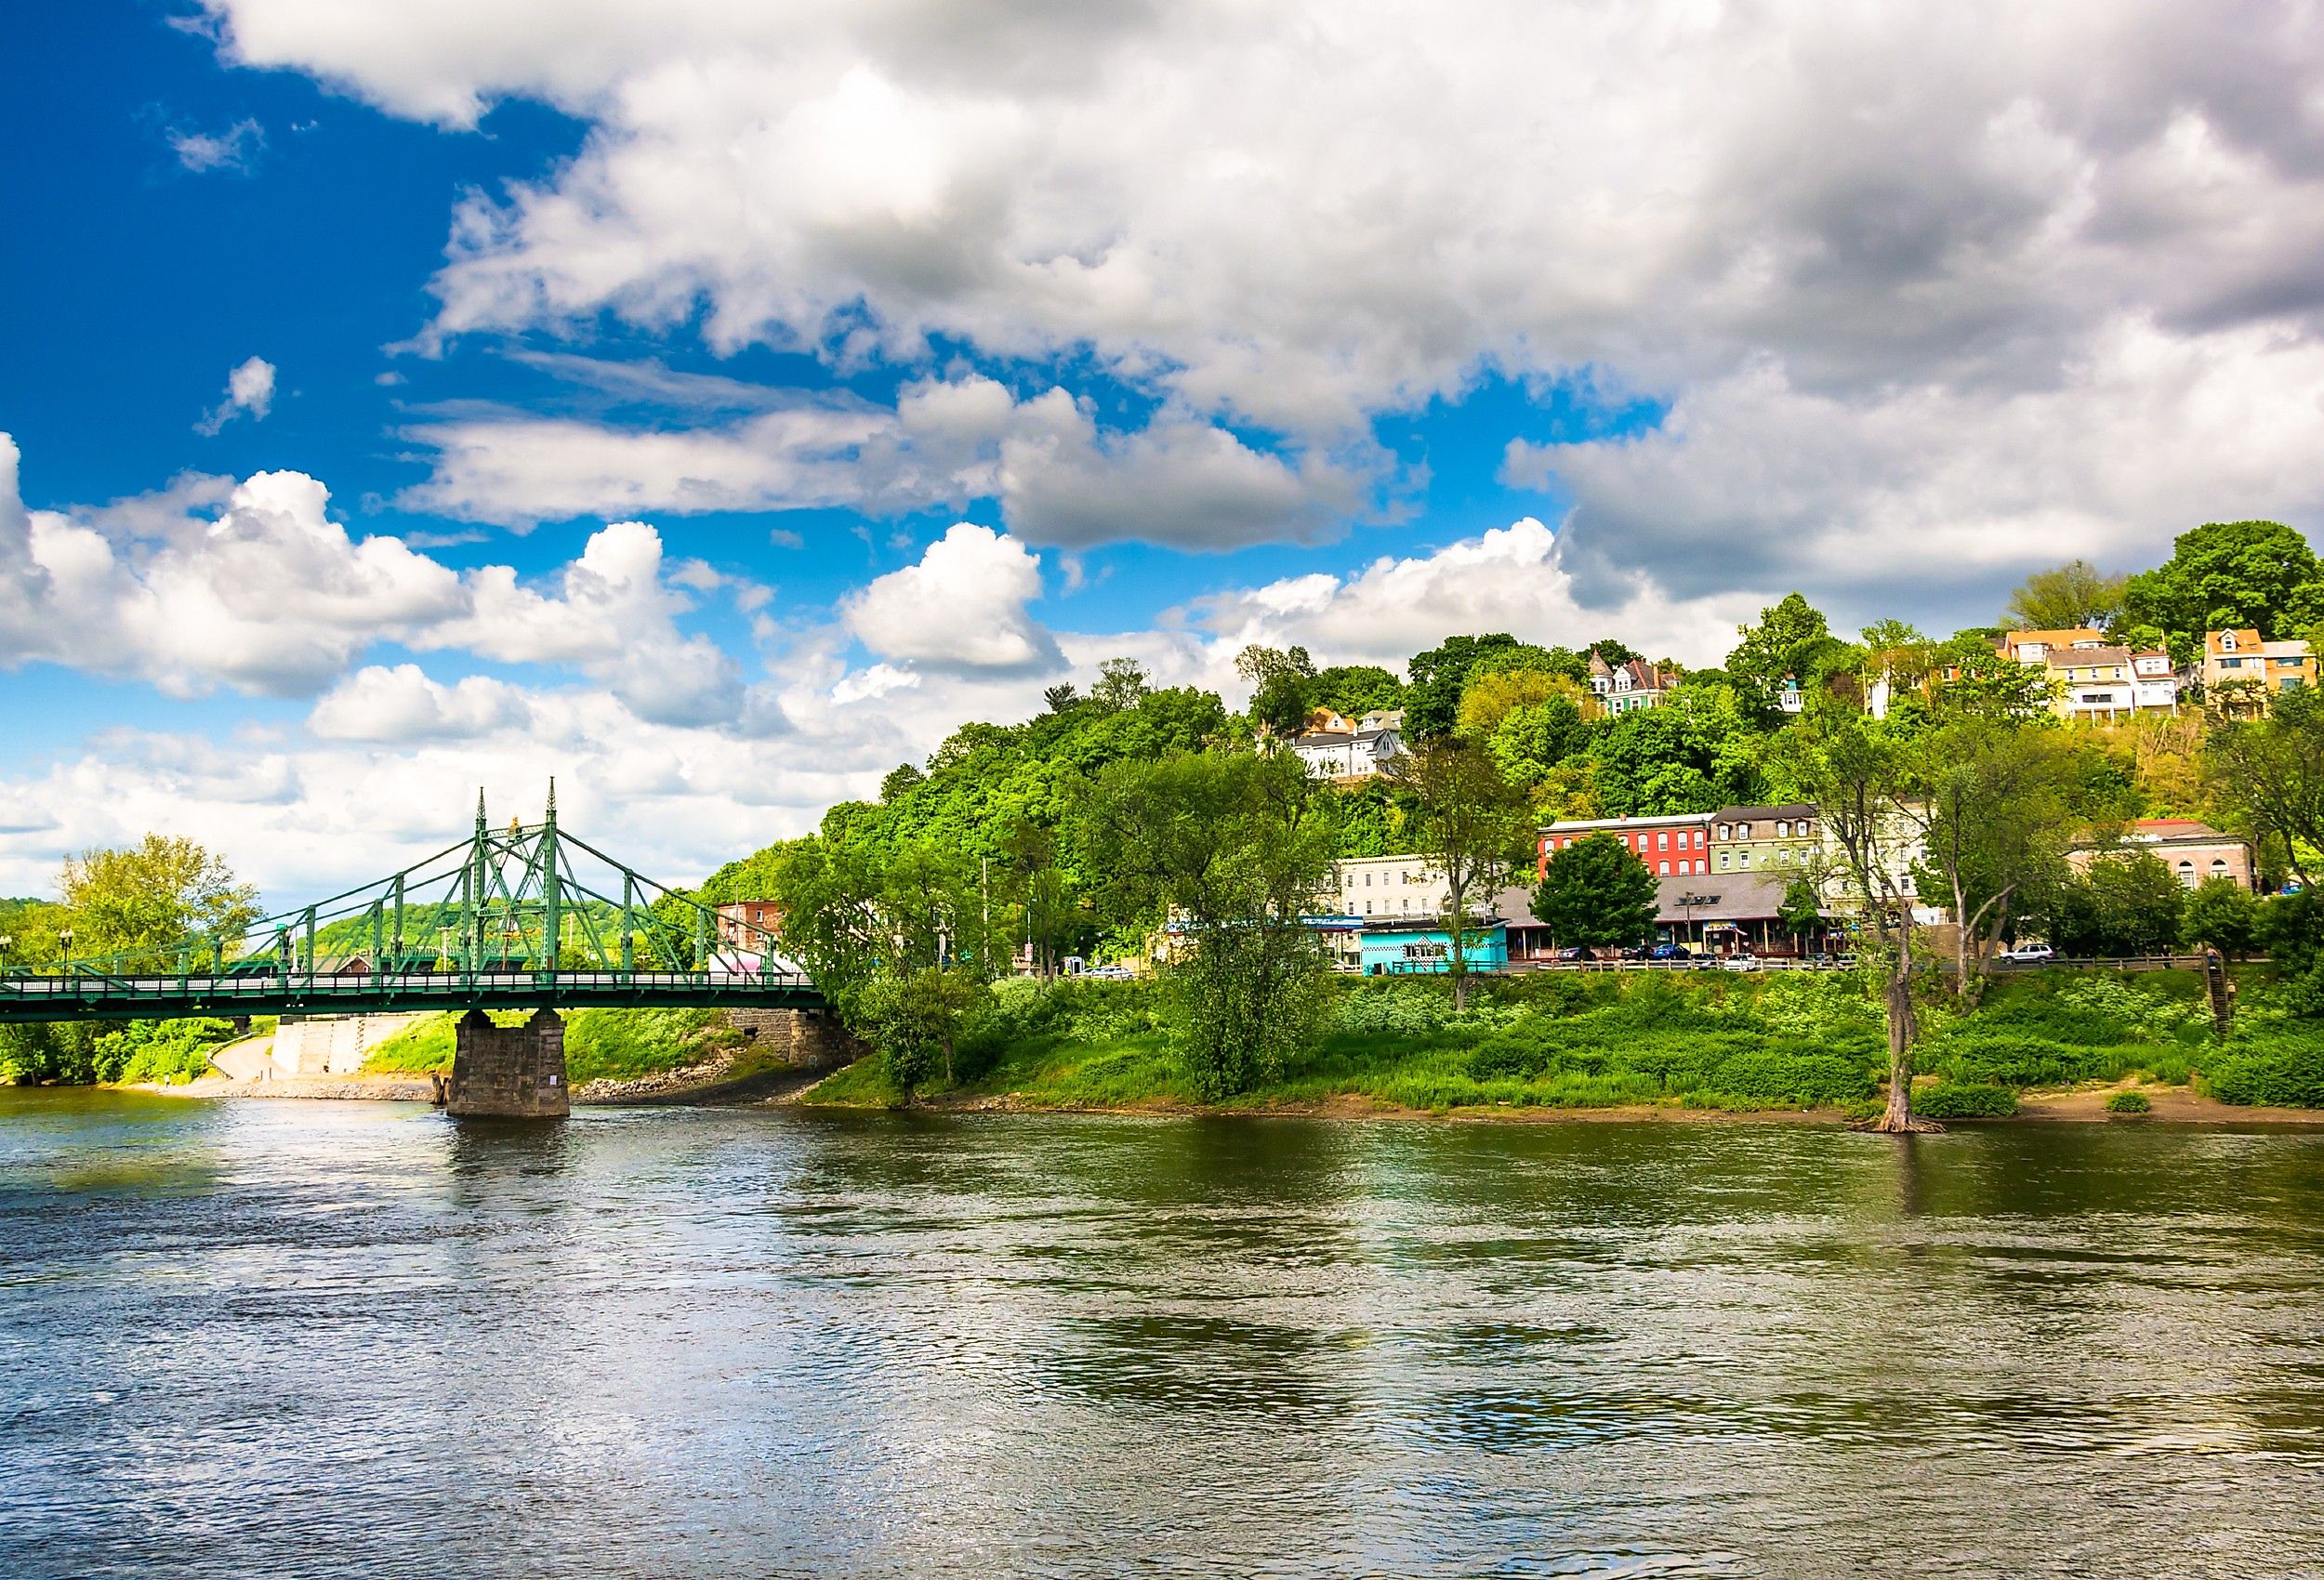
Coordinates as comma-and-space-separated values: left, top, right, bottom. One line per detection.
2203, 628, 2312, 713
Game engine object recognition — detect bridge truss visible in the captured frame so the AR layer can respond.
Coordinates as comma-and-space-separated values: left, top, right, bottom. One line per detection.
0, 787, 821, 1022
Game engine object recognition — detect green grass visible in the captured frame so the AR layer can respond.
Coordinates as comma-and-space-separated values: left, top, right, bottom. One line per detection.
800, 964, 2324, 1115
361, 1007, 739, 1083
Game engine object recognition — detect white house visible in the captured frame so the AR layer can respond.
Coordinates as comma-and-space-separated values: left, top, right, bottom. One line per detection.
1287, 709, 1406, 779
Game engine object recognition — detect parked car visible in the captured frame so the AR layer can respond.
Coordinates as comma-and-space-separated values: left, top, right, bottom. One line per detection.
1997, 943, 2055, 965
1646, 942, 1692, 961
1720, 952, 1762, 972
1081, 964, 1138, 980
1554, 945, 1597, 962
1618, 944, 1652, 962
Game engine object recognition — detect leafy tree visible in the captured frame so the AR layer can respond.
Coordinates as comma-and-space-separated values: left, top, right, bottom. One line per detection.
2002, 559, 2128, 632
1903, 718, 2092, 1000
2182, 876, 2259, 959
1777, 876, 1825, 949
2205, 685, 2324, 886
1235, 644, 1317, 737
1080, 751, 1336, 1095
1090, 657, 1153, 712
2120, 520, 2324, 658
1455, 668, 1592, 741
2259, 891, 2324, 1017
1308, 665, 1405, 719
1766, 704, 1932, 1131
1484, 693, 1596, 790
850, 966, 987, 1098
49, 835, 259, 970
1385, 739, 1537, 1009
1528, 833, 1657, 952
1725, 593, 1846, 716
1041, 682, 1079, 713
1589, 683, 1764, 815
2043, 852, 2185, 956
1404, 633, 1525, 738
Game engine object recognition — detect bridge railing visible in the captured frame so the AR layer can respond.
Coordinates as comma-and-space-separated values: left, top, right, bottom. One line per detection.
0, 968, 818, 1010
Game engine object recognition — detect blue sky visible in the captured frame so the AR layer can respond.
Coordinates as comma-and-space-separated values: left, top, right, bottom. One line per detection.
3, 1, 2319, 900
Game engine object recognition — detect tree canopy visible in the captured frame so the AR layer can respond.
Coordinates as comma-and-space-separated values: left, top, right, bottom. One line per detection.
2119, 520, 2324, 657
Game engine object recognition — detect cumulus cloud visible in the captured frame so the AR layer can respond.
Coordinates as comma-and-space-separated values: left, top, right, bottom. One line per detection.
0, 435, 742, 705
403, 370, 1368, 547
1510, 317, 2324, 618
195, 355, 276, 434
168, 117, 263, 175
309, 665, 534, 741
191, 0, 2324, 611
841, 522, 1063, 672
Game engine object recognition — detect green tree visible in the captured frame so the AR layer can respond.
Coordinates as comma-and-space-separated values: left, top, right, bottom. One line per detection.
1235, 644, 1317, 737
2205, 685, 2324, 886
2120, 520, 2324, 658
1777, 876, 1825, 950
2182, 876, 2259, 959
1725, 593, 1848, 716
1308, 665, 1405, 719
1385, 739, 1537, 1009
1528, 832, 1657, 952
849, 965, 987, 1098
1904, 718, 2092, 1001
1484, 693, 1596, 790
49, 835, 259, 970
2002, 559, 2128, 632
1089, 657, 1153, 712
1589, 683, 1764, 815
1080, 750, 1337, 1095
1767, 704, 1933, 1132
1404, 633, 1525, 738
2046, 852, 2185, 956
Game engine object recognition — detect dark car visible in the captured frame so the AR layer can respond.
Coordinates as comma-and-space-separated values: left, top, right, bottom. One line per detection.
1554, 945, 1597, 963
1646, 942, 1692, 961
1618, 944, 1651, 961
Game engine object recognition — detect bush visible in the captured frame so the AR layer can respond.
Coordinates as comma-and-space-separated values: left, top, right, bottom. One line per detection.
1914, 1082, 2020, 1119
1929, 1033, 2093, 1087
1707, 1045, 1876, 1108
2105, 1089, 2152, 1113
1334, 980, 1454, 1039
2205, 1035, 2324, 1108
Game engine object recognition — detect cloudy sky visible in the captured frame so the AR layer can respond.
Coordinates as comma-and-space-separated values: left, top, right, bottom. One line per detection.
5, 1, 2322, 902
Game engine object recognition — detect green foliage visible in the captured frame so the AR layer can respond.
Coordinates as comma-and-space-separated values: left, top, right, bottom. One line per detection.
846, 966, 990, 1095
361, 1014, 460, 1073
2206, 1034, 2324, 1108
1589, 682, 1766, 814
2106, 1088, 2153, 1113
1529, 832, 1657, 949
1405, 633, 1529, 739
2182, 877, 2259, 956
2039, 850, 2185, 956
2002, 559, 2127, 633
1915, 1083, 2020, 1119
2120, 520, 2324, 657
1309, 665, 1405, 720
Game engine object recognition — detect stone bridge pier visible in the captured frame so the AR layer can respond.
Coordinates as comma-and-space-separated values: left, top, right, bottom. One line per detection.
446, 1007, 570, 1118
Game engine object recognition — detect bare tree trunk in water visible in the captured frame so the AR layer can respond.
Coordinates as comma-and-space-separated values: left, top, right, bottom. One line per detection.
1872, 915, 1941, 1133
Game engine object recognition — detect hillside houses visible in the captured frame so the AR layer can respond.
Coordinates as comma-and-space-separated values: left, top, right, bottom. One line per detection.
1285, 709, 1406, 779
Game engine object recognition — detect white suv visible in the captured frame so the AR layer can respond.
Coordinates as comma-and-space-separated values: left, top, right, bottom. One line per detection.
1997, 943, 2055, 964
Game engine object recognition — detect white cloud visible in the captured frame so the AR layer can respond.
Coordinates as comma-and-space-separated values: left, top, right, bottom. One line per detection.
195, 355, 277, 435
0, 436, 743, 705
401, 371, 1367, 547
1512, 317, 2324, 620
192, 0, 2324, 610
168, 118, 263, 175
309, 665, 533, 741
841, 522, 1063, 672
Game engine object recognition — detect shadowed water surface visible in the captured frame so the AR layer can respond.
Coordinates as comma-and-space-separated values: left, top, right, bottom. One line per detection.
3, 1089, 2323, 1577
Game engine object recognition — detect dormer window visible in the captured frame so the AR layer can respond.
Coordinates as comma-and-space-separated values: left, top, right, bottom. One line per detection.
2221, 631, 2239, 651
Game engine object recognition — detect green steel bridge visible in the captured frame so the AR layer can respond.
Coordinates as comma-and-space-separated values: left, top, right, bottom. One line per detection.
0, 787, 824, 1024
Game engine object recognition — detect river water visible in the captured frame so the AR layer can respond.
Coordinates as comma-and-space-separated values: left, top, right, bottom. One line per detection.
5, 1092, 2324, 1578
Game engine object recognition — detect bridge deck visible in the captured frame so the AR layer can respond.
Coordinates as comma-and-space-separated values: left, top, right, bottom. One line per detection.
0, 970, 825, 1022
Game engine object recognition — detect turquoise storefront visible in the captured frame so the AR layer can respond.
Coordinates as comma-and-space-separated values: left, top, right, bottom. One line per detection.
1355, 922, 1507, 975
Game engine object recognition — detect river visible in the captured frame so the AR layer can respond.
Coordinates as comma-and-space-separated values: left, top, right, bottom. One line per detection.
4, 1090, 2323, 1577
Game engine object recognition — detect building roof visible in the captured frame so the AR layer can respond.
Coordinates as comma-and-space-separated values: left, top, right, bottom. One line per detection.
1653, 871, 1801, 924
1540, 811, 1712, 835
2045, 644, 2131, 668
2005, 626, 2106, 652
2207, 627, 2265, 656
1711, 803, 1816, 824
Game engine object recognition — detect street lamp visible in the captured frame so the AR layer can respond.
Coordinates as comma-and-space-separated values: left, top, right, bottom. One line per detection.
0, 934, 12, 974
59, 928, 74, 976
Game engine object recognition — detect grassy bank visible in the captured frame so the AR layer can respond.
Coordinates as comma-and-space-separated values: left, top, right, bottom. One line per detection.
801, 966, 2324, 1118
362, 1007, 744, 1085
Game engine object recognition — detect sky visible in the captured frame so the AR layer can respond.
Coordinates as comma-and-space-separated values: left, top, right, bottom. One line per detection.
4, 0, 2323, 903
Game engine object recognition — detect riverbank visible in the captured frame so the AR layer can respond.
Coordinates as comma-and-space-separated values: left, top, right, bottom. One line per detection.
797, 965, 2324, 1125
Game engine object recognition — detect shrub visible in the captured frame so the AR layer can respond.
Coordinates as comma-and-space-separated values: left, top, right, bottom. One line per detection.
2105, 1089, 2152, 1114
1333, 980, 1453, 1039
2205, 1035, 2324, 1108
1929, 1033, 2093, 1087
1914, 1082, 2019, 1119
1707, 1045, 1877, 1108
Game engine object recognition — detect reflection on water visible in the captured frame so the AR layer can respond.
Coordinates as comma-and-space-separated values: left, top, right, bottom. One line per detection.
5, 1091, 2324, 1577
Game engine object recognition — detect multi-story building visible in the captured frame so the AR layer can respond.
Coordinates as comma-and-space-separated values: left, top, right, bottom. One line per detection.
1538, 812, 1711, 877
714, 899, 782, 946
1323, 853, 1512, 974
1287, 708, 1406, 778
1334, 853, 1450, 919
2069, 820, 2255, 890
1986, 627, 2179, 718
1588, 652, 1672, 716
2203, 628, 2313, 712
1709, 804, 1819, 876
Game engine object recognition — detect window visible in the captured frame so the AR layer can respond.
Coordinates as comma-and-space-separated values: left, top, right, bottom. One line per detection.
1738, 849, 1752, 868
1776, 820, 1789, 837
2177, 860, 2196, 889
2221, 631, 2239, 651
2212, 860, 2230, 879
1657, 832, 1670, 850
1718, 852, 1731, 871
1366, 872, 1373, 886
1364, 901, 1372, 915
1658, 861, 1670, 876
1737, 823, 1752, 839
1716, 823, 1730, 840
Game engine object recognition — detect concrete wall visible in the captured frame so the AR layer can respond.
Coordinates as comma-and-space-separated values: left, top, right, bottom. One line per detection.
446, 1008, 570, 1118
720, 1007, 864, 1073
271, 1014, 413, 1077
